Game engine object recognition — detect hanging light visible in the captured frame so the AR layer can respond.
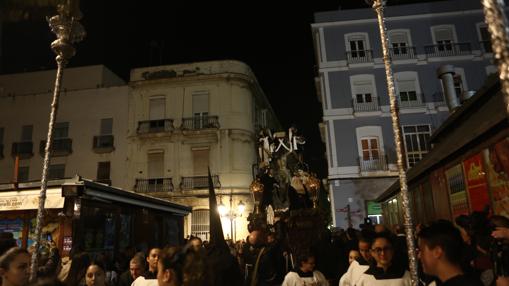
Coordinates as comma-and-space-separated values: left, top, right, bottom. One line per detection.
249, 178, 264, 213
305, 173, 321, 207
237, 200, 246, 215
218, 199, 227, 217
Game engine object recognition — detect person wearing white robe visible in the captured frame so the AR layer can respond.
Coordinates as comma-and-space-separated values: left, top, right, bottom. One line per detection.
339, 235, 374, 286
282, 253, 329, 286
355, 233, 411, 286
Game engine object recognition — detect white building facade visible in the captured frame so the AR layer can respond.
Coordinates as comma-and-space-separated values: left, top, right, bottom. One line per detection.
127, 60, 279, 241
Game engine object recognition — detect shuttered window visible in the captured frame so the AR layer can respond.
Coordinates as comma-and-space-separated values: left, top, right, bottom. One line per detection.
192, 148, 209, 176
149, 98, 166, 120
148, 152, 164, 179
191, 209, 210, 241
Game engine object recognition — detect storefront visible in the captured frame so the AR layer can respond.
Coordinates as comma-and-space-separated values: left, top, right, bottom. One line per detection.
377, 75, 509, 225
0, 176, 191, 257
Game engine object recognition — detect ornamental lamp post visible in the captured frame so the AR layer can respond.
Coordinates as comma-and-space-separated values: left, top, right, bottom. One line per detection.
30, 0, 85, 281
364, 0, 418, 285
218, 195, 245, 241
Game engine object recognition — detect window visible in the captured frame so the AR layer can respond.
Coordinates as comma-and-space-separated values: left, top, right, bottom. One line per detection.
54, 122, 69, 139
192, 148, 209, 176
100, 118, 113, 135
48, 164, 65, 180
148, 152, 164, 179
361, 137, 380, 161
352, 77, 375, 104
97, 162, 111, 181
18, 166, 29, 182
398, 80, 417, 102
192, 91, 209, 129
432, 26, 455, 51
149, 97, 166, 120
21, 125, 33, 141
403, 125, 431, 167
345, 33, 370, 60
389, 30, 411, 55
478, 24, 492, 53
191, 209, 210, 241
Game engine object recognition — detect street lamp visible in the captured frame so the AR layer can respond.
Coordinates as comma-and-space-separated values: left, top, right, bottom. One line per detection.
217, 195, 245, 241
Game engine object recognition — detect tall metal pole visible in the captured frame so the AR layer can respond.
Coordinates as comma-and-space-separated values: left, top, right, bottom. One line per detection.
367, 0, 418, 284
481, 0, 509, 115
29, 0, 85, 281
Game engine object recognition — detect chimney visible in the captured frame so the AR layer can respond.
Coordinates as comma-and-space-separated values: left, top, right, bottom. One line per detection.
437, 65, 460, 111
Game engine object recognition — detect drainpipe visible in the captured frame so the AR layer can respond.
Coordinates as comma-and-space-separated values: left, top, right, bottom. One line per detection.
437, 65, 460, 111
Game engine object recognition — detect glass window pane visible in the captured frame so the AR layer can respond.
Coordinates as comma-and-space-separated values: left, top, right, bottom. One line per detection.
361, 139, 369, 150
356, 94, 364, 103
370, 139, 378, 149
365, 94, 372, 102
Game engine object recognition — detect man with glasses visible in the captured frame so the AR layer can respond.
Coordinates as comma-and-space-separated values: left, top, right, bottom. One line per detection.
339, 234, 374, 286
355, 232, 411, 285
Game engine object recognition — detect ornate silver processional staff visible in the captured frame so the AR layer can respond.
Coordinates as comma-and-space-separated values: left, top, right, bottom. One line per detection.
366, 0, 419, 285
481, 0, 509, 114
29, 0, 85, 281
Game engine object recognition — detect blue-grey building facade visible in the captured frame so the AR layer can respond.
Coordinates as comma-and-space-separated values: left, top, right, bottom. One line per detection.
312, 0, 500, 229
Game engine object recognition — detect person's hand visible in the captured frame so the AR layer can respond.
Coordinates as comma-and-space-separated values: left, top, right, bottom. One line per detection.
492, 227, 509, 240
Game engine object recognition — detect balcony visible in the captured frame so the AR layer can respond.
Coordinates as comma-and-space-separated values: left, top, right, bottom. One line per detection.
180, 175, 220, 190
93, 135, 114, 153
479, 40, 492, 54
398, 93, 425, 109
135, 178, 174, 193
346, 50, 373, 64
11, 142, 34, 159
137, 119, 174, 134
39, 138, 72, 156
389, 46, 417, 60
424, 43, 472, 57
352, 97, 380, 112
181, 116, 220, 130
359, 155, 389, 172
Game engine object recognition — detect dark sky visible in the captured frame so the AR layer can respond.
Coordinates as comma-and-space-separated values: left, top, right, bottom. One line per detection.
1, 0, 436, 176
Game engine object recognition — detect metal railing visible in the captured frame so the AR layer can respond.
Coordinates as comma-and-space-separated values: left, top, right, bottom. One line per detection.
135, 178, 174, 193
11, 142, 34, 158
39, 138, 72, 156
424, 42, 472, 57
352, 97, 380, 112
389, 46, 417, 59
137, 119, 174, 134
479, 40, 492, 54
180, 175, 221, 190
359, 155, 389, 172
346, 50, 373, 63
93, 135, 114, 151
181, 116, 220, 130
399, 93, 425, 108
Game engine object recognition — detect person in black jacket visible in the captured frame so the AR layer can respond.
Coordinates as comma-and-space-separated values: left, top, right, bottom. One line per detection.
418, 220, 483, 286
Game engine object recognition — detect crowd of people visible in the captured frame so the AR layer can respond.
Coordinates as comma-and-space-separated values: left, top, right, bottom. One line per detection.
0, 211, 508, 285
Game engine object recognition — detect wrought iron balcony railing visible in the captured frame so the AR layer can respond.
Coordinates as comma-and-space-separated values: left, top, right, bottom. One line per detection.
346, 50, 373, 64
135, 178, 174, 193
39, 138, 72, 156
352, 97, 380, 112
389, 46, 417, 60
12, 142, 34, 159
479, 40, 492, 54
398, 93, 425, 108
93, 135, 114, 153
424, 42, 472, 57
181, 116, 220, 130
180, 175, 220, 190
137, 119, 174, 134
359, 154, 389, 172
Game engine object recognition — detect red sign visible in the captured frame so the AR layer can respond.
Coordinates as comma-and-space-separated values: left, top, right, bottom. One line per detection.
463, 154, 490, 212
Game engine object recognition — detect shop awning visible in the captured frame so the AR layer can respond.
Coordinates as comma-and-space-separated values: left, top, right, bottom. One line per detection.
0, 188, 64, 211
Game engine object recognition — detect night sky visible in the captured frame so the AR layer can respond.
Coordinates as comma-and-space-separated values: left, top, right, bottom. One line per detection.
1, 0, 440, 176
